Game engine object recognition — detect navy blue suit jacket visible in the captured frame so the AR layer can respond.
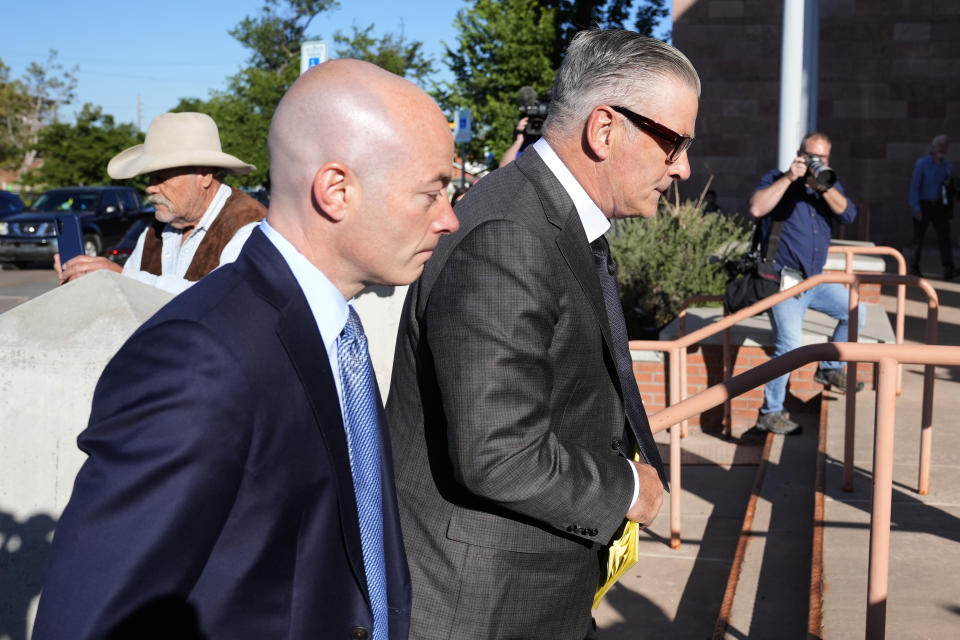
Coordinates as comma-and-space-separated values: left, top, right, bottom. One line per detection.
33, 228, 411, 639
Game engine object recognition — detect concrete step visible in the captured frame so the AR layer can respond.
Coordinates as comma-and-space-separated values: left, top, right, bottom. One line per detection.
719, 399, 822, 640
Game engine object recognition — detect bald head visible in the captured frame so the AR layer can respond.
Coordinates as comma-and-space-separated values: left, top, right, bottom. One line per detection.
269, 60, 440, 215
266, 59, 458, 298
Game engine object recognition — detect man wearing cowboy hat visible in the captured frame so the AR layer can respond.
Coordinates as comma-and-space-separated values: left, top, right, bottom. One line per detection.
56, 111, 266, 294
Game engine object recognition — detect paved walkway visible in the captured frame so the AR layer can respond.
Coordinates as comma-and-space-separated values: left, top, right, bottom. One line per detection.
596, 254, 960, 639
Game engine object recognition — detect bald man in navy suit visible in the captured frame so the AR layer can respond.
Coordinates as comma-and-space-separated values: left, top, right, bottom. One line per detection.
33, 60, 458, 640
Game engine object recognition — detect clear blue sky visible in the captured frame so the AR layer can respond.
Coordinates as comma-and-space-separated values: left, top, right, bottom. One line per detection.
2, 0, 462, 130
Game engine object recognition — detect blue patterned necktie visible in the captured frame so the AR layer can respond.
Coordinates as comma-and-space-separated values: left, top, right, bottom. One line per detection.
338, 307, 388, 639
590, 235, 667, 487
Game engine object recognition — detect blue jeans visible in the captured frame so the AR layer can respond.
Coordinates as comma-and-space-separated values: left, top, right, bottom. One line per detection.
760, 282, 866, 414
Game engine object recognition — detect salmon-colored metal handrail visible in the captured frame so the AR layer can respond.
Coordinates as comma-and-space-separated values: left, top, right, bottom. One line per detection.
630, 273, 939, 548
648, 342, 960, 640
827, 245, 908, 395
677, 295, 725, 438
671, 246, 908, 441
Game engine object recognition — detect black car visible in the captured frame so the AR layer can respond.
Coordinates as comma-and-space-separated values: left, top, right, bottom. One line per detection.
0, 186, 153, 265
0, 190, 25, 218
106, 219, 150, 267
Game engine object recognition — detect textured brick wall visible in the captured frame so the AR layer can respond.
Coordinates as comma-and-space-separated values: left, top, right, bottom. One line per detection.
672, 0, 960, 251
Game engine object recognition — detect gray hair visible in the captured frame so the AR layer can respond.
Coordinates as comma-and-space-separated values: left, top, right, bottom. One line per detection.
933, 134, 949, 146
544, 30, 701, 137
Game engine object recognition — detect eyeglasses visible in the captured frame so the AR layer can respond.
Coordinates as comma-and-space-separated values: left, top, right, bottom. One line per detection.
610, 105, 694, 163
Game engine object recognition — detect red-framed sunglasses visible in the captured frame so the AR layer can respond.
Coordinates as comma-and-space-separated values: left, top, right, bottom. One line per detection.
610, 105, 694, 163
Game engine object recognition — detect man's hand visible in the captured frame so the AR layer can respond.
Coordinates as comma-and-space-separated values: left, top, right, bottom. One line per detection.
57, 254, 122, 285
786, 155, 807, 182
749, 155, 809, 218
514, 116, 530, 139
625, 461, 664, 527
913, 209, 923, 222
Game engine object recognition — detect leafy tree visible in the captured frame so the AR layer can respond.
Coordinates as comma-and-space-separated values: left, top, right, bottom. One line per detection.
333, 22, 436, 86
178, 0, 436, 188
442, 0, 556, 161
444, 0, 670, 164
0, 59, 31, 168
0, 51, 77, 177
21, 104, 144, 189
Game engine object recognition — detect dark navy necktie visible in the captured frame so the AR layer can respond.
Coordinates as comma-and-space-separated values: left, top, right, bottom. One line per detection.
338, 307, 389, 639
590, 235, 667, 487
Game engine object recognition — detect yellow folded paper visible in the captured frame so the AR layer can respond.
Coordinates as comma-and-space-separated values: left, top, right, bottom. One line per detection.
593, 454, 641, 609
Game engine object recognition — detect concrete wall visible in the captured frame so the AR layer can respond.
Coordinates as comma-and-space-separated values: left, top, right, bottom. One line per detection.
673, 0, 960, 250
0, 271, 172, 640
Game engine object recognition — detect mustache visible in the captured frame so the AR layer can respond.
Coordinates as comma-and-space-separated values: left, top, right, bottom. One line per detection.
147, 194, 174, 210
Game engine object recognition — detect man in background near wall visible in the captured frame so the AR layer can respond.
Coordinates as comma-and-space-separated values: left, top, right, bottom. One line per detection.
56, 112, 266, 294
909, 134, 957, 280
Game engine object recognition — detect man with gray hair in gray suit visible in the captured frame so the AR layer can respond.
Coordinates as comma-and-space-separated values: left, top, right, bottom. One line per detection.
387, 30, 700, 639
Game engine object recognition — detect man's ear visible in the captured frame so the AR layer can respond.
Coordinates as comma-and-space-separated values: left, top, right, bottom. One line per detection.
585, 105, 616, 161
198, 168, 216, 189
311, 162, 353, 222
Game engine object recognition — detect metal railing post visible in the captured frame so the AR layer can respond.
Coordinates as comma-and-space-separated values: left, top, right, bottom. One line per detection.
843, 282, 860, 492
866, 356, 897, 639
669, 347, 682, 549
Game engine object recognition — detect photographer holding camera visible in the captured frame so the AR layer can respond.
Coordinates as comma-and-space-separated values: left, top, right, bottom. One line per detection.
747, 132, 860, 435
499, 86, 549, 167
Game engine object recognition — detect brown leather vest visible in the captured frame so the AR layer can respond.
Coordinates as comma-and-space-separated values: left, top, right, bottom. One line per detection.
140, 187, 266, 282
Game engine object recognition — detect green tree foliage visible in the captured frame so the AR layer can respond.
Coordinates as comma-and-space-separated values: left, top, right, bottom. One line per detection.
0, 51, 77, 176
444, 0, 670, 164
179, 0, 435, 188
0, 59, 31, 168
334, 23, 436, 86
21, 104, 144, 189
443, 0, 556, 161
609, 194, 749, 334
185, 0, 340, 188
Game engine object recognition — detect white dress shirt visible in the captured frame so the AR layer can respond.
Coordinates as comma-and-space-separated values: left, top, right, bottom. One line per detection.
259, 220, 354, 421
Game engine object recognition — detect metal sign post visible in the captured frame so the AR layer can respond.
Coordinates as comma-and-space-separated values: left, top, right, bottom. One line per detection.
452, 108, 472, 188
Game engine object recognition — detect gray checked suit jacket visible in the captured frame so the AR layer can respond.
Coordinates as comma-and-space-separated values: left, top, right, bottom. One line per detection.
387, 147, 652, 639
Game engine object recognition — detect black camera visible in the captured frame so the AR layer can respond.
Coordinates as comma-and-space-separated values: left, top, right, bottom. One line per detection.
804, 157, 837, 190
518, 102, 548, 136
725, 250, 762, 278
516, 86, 548, 138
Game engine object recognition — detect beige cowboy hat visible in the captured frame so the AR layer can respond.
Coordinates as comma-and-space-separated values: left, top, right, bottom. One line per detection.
107, 112, 255, 179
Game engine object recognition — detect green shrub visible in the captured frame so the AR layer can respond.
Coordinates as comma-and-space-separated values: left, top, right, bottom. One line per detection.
609, 194, 750, 336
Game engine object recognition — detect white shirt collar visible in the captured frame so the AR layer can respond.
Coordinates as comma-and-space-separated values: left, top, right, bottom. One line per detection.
259, 219, 349, 355
531, 137, 610, 243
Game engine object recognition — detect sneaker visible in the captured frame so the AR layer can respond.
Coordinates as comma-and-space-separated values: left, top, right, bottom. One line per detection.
755, 411, 801, 435
814, 367, 864, 393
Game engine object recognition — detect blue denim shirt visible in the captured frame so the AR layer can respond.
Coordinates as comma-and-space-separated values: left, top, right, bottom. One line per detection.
908, 154, 953, 212
755, 169, 857, 278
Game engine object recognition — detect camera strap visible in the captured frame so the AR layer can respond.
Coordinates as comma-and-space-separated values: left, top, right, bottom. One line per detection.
750, 216, 785, 264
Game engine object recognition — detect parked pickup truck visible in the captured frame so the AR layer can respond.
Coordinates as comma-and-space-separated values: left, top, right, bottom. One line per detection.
0, 186, 154, 265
